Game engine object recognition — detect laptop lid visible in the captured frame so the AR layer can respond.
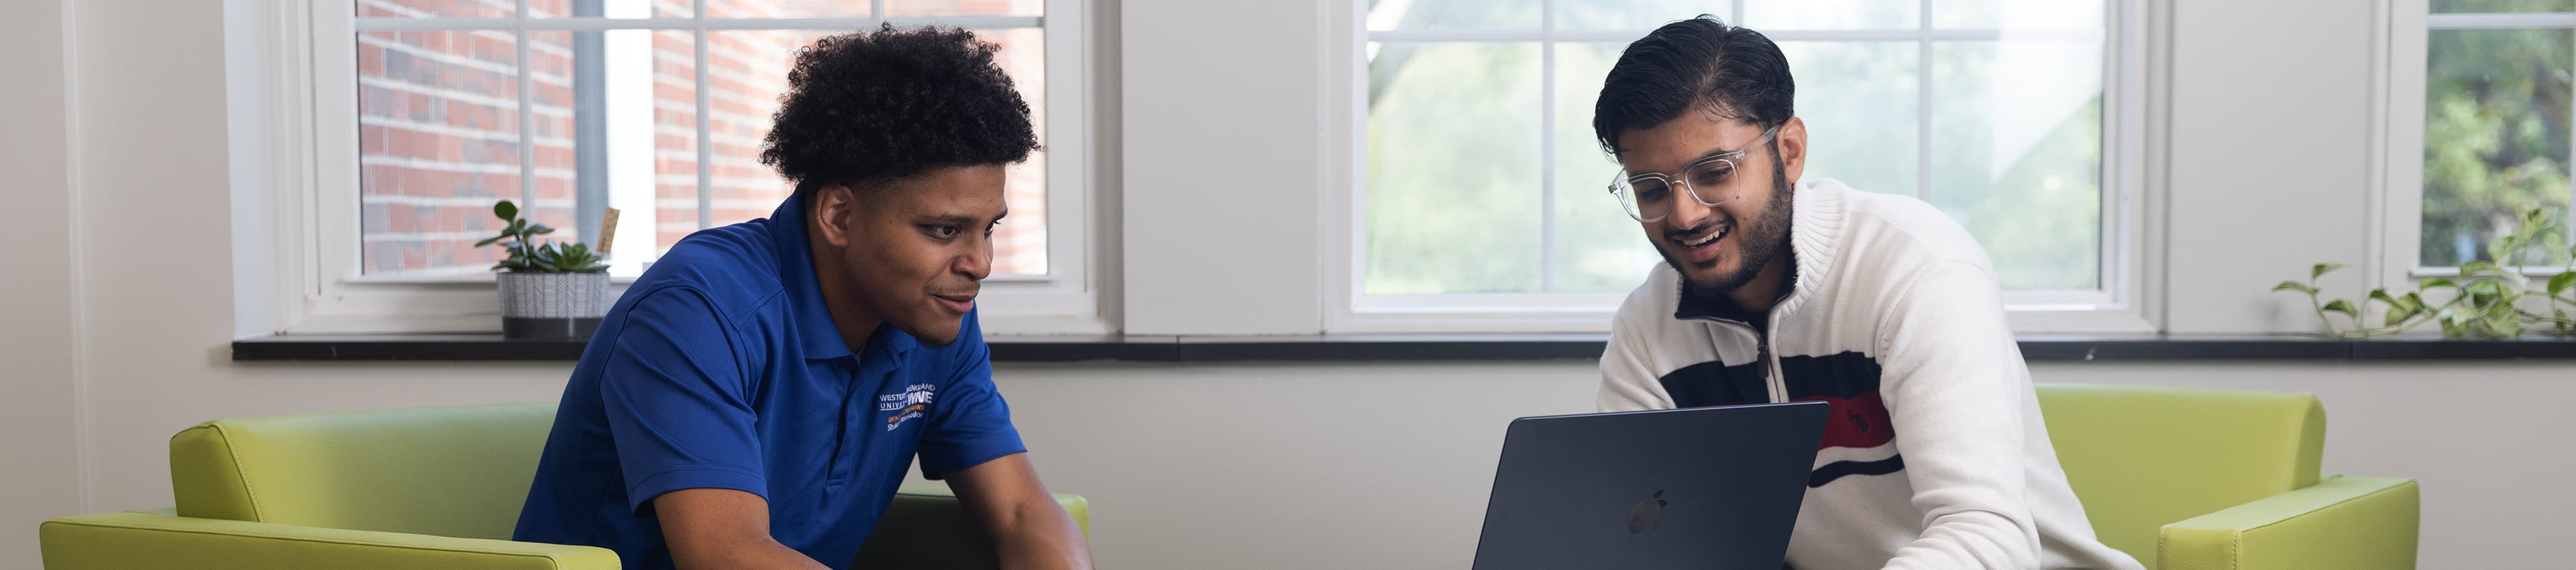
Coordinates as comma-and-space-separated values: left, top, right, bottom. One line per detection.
1469, 401, 1828, 570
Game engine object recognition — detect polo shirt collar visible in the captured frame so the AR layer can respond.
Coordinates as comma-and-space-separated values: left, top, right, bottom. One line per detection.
767, 194, 921, 361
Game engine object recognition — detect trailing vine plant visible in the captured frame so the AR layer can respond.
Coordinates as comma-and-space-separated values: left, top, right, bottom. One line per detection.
2273, 207, 2576, 339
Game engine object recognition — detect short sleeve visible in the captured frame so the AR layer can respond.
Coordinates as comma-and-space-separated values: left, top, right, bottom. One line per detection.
915, 311, 1026, 479
598, 288, 769, 514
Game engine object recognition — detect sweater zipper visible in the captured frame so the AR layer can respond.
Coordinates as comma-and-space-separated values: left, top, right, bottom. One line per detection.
1693, 316, 1786, 404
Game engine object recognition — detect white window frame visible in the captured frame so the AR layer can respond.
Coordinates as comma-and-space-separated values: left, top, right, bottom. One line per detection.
2375, 1, 2576, 291
232, 0, 1105, 337
1322, 0, 2160, 335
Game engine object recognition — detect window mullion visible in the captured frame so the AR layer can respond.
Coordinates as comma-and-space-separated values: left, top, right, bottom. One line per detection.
518, 0, 537, 215
692, 1, 712, 229
1539, 0, 1557, 293
1919, 0, 1934, 203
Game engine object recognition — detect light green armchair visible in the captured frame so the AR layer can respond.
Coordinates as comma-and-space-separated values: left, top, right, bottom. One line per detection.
38, 402, 1089, 570
2037, 384, 2418, 570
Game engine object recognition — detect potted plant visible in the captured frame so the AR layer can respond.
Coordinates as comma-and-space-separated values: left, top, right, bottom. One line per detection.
2274, 206, 2576, 338
478, 200, 611, 339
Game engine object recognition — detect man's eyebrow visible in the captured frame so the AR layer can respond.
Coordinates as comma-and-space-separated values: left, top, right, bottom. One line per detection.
920, 211, 1008, 225
1644, 144, 1737, 177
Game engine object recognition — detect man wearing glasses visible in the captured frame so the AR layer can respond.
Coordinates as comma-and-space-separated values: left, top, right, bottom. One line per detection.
1589, 17, 2144, 570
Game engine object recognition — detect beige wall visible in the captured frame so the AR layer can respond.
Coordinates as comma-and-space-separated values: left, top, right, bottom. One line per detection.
1, 0, 83, 565
2, 0, 2563, 569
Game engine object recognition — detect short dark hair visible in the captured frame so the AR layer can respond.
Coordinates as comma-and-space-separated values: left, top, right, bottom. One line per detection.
1591, 16, 1794, 157
760, 24, 1038, 196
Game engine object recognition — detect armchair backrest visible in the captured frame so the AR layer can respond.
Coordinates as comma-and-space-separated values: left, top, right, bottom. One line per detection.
169, 402, 557, 540
2035, 384, 2326, 566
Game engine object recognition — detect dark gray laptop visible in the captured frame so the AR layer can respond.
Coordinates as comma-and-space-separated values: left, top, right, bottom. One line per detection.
1470, 401, 1828, 570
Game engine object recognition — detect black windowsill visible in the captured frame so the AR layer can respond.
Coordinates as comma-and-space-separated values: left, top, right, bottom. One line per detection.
229, 333, 2576, 362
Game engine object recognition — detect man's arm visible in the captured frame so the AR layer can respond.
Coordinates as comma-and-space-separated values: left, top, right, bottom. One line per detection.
1599, 289, 1678, 412
945, 452, 1093, 570
653, 488, 833, 570
1874, 262, 2043, 569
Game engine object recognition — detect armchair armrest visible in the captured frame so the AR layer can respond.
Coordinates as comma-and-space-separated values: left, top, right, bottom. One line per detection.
851, 484, 1090, 570
2158, 475, 2420, 570
40, 512, 619, 570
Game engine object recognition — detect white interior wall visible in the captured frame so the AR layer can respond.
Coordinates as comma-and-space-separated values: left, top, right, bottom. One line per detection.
0, 0, 85, 566
0, 0, 2555, 569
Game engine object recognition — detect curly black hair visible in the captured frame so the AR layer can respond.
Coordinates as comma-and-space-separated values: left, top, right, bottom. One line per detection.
760, 25, 1038, 196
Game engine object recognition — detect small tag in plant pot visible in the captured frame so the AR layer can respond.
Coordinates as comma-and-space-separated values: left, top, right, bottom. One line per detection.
598, 207, 621, 255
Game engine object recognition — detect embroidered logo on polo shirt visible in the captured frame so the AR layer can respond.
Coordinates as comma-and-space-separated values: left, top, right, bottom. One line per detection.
879, 383, 935, 431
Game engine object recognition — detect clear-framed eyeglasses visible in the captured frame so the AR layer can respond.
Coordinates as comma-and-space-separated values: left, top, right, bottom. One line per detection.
1606, 124, 1782, 223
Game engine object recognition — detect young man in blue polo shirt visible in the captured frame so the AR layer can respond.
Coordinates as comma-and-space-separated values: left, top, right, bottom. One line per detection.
514, 25, 1091, 570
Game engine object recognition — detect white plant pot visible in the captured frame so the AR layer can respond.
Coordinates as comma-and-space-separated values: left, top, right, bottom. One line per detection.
496, 271, 612, 339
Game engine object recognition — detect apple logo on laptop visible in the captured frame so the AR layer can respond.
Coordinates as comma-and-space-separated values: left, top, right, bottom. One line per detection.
1627, 490, 1668, 534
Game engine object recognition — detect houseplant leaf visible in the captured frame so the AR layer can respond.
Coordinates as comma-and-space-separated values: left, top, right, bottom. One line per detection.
2387, 292, 2426, 326
2488, 235, 2520, 264
2311, 263, 2345, 280
2271, 280, 2318, 295
2322, 300, 2358, 321
494, 200, 518, 221
2367, 288, 2402, 308
2551, 272, 2576, 297
2418, 277, 2457, 290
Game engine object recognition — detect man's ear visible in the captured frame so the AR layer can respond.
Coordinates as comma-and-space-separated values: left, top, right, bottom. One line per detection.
812, 183, 856, 248
1777, 116, 1808, 184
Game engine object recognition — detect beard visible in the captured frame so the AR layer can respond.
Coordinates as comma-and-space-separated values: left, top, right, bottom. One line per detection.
1659, 157, 1794, 302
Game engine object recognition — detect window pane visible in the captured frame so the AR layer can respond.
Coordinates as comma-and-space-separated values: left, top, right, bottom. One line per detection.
1366, 0, 1539, 32
702, 29, 812, 247
2422, 28, 2575, 267
702, 27, 1050, 275
706, 0, 872, 18
888, 0, 1042, 17
2433, 0, 2576, 13
358, 30, 526, 276
1743, 0, 1917, 30
991, 27, 1050, 275
523, 31, 585, 270
357, 0, 514, 18
582, 30, 700, 277
1552, 42, 1663, 293
1933, 0, 2103, 31
1554, 1, 1731, 32
1366, 42, 1544, 295
1931, 41, 2103, 291
1779, 41, 1919, 200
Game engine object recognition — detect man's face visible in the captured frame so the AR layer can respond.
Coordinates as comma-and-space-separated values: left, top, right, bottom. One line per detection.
814, 165, 1006, 345
1615, 112, 1806, 299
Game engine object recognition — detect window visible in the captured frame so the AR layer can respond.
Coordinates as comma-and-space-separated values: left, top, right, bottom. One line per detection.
2417, 1, 2575, 270
255, 0, 1095, 334
351, 0, 1048, 278
234, 0, 1098, 335
1345, 0, 2139, 332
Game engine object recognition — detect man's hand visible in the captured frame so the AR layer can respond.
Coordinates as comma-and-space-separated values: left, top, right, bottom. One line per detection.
945, 452, 1095, 570
653, 488, 835, 570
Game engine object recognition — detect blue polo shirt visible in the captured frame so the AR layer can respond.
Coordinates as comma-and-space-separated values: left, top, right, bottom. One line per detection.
513, 194, 1026, 570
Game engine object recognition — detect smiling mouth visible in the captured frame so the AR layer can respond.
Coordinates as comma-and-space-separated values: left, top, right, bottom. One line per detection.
1679, 226, 1727, 247
1669, 224, 1731, 247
